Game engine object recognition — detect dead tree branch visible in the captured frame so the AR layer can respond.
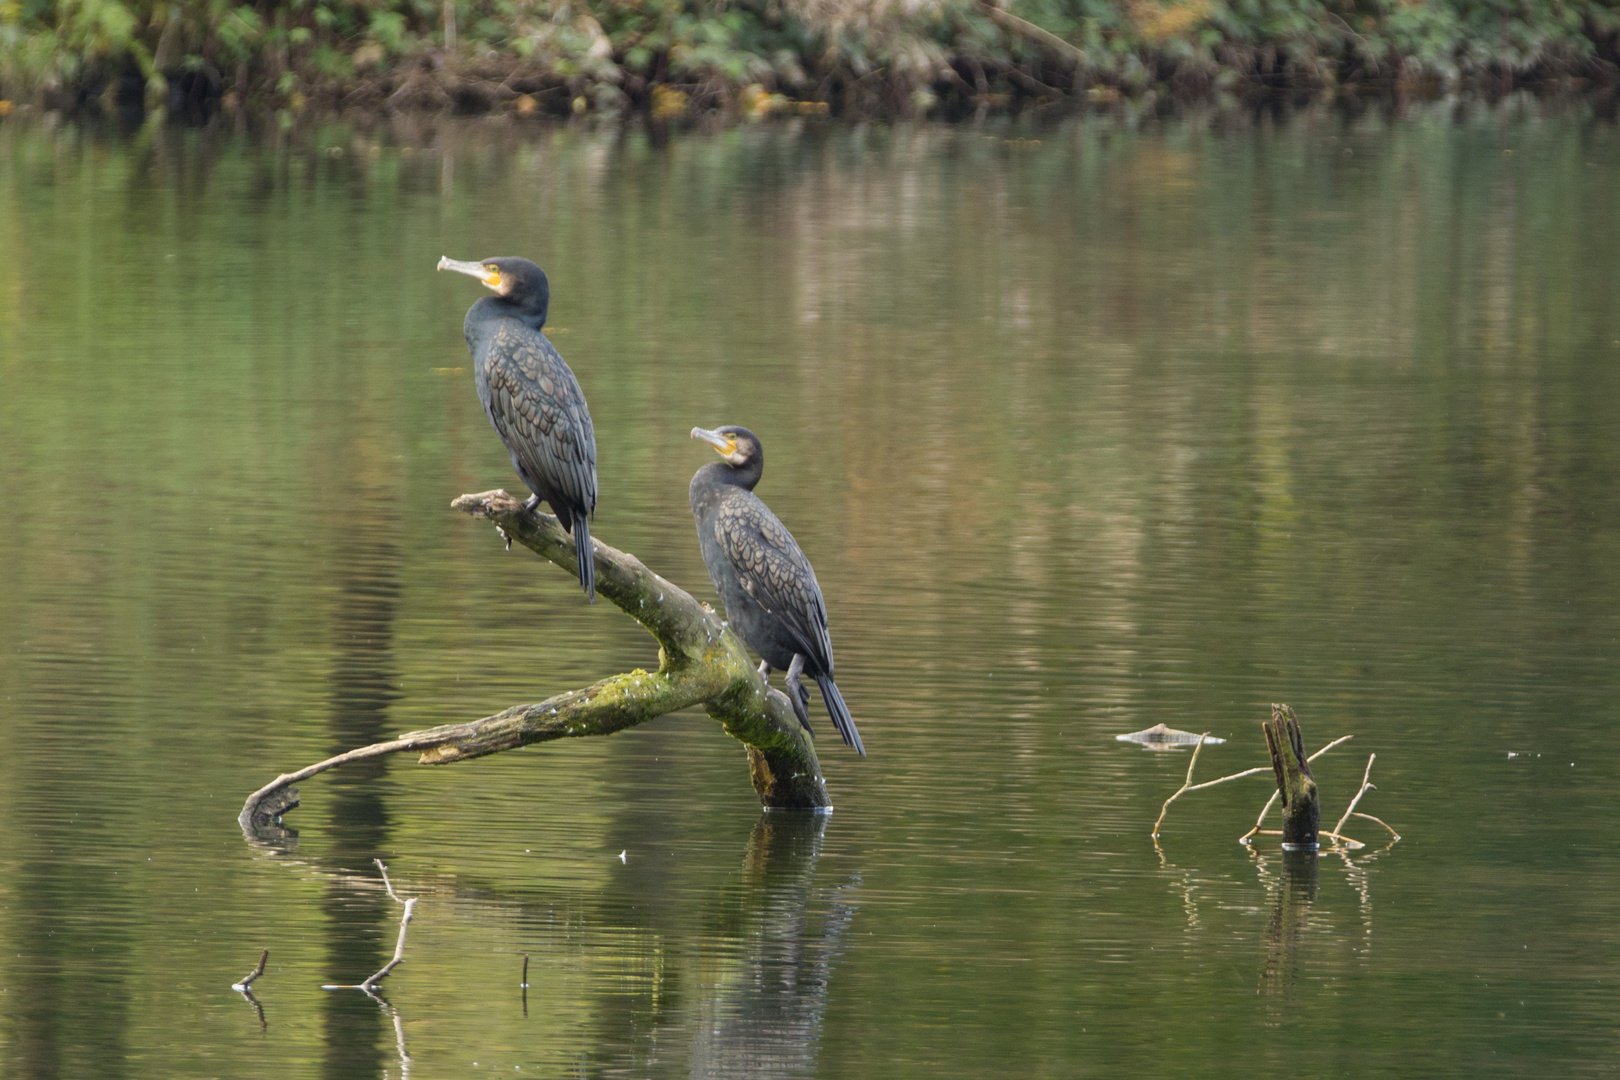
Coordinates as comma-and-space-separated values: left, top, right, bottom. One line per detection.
1154, 720, 1357, 843
1152, 733, 1272, 838
232, 949, 268, 991
1329, 753, 1377, 839
324, 860, 418, 991
1317, 754, 1402, 848
240, 490, 830, 831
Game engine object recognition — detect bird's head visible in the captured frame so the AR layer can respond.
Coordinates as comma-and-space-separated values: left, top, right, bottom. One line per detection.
438, 256, 550, 317
691, 425, 762, 470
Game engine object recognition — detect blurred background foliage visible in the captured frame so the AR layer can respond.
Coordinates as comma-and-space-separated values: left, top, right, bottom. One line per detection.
0, 0, 1616, 120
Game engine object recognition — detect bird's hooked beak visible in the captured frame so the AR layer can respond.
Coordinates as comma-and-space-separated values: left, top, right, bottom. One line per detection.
692, 427, 746, 466
438, 256, 505, 292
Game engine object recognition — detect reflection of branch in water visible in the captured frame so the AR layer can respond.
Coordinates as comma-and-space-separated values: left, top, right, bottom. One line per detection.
1247, 838, 1398, 996
371, 990, 412, 1080
1153, 851, 1206, 932
232, 948, 271, 1031
236, 986, 268, 1031
688, 813, 861, 1080
1258, 849, 1319, 995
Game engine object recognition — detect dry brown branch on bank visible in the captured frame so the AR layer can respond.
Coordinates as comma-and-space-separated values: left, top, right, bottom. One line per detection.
239, 491, 831, 833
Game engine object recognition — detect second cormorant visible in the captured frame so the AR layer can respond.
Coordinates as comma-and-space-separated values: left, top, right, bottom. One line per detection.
439, 255, 598, 600
690, 426, 865, 755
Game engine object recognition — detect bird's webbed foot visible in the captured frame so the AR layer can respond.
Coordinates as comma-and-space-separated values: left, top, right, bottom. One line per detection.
758, 660, 772, 679
521, 494, 542, 515
784, 654, 813, 732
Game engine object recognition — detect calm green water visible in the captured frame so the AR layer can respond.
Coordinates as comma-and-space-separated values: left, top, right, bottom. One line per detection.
1, 106, 1618, 1078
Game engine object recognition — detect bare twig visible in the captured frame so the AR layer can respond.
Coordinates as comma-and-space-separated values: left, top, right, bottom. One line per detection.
1353, 811, 1401, 840
1308, 735, 1355, 762
1320, 754, 1403, 849
1153, 728, 1356, 843
1239, 790, 1283, 844
232, 949, 268, 991
1331, 754, 1378, 838
323, 861, 419, 991
1152, 733, 1273, 838
376, 857, 403, 902
361, 898, 418, 990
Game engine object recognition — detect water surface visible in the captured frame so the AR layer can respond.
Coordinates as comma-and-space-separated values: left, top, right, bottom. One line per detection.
1, 106, 1617, 1078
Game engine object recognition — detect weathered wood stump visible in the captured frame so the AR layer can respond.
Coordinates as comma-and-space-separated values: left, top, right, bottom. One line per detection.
1262, 704, 1319, 850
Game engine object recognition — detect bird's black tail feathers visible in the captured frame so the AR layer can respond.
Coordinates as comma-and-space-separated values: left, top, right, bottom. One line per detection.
573, 514, 595, 602
815, 675, 865, 756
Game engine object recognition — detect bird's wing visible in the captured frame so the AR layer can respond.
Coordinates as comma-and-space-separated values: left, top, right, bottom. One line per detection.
484, 326, 597, 514
715, 496, 835, 672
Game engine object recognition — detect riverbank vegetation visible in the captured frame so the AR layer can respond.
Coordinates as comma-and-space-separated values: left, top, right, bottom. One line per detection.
1, 0, 1616, 122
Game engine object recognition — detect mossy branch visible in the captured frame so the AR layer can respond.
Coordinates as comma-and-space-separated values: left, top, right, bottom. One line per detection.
239, 490, 829, 833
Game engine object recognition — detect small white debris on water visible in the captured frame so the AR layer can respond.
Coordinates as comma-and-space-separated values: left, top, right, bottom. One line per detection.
619, 850, 627, 863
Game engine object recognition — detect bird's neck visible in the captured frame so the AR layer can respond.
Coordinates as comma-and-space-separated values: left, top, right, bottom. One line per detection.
698, 460, 762, 493
506, 297, 548, 331
478, 294, 547, 331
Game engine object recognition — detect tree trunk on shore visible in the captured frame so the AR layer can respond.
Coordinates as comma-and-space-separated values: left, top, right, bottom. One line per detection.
239, 490, 830, 833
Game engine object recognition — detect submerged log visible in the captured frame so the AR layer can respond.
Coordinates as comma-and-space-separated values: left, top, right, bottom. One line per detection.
239, 490, 830, 832
1262, 704, 1319, 849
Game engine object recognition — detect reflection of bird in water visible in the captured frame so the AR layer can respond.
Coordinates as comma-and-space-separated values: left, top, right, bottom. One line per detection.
689, 426, 864, 755
439, 256, 598, 600
689, 813, 861, 1079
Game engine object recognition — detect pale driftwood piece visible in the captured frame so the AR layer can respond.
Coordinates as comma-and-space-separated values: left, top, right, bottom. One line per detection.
1352, 811, 1401, 839
1317, 755, 1403, 849
324, 860, 418, 991
376, 857, 403, 902
231, 949, 268, 991
1151, 733, 1273, 838
360, 899, 417, 990
240, 490, 830, 831
1331, 754, 1377, 839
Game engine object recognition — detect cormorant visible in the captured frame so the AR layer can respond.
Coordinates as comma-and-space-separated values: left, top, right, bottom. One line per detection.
690, 426, 865, 755
438, 256, 597, 600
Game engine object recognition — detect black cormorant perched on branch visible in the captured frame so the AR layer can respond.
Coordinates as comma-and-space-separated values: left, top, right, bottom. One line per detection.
439, 255, 598, 600
690, 426, 865, 756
